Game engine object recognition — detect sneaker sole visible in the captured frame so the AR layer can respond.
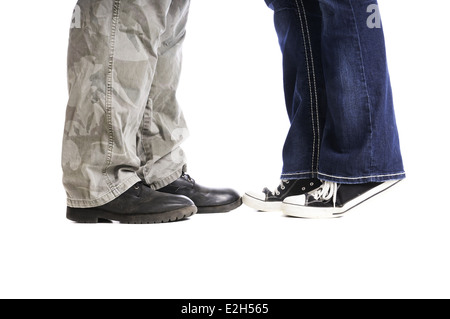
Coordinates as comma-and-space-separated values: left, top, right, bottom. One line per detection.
282, 180, 402, 219
67, 205, 198, 224
197, 197, 243, 214
242, 193, 282, 212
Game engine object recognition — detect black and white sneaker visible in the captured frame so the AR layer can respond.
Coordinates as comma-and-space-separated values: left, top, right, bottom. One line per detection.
243, 178, 322, 212
282, 180, 402, 219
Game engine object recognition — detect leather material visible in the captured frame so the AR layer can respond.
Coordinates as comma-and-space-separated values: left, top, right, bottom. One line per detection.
66, 182, 197, 223
75, 182, 195, 214
99, 182, 195, 214
158, 174, 242, 210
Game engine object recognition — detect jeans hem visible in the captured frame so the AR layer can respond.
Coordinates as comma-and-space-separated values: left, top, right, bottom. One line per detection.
317, 172, 406, 184
66, 174, 142, 209
281, 171, 406, 184
281, 171, 316, 180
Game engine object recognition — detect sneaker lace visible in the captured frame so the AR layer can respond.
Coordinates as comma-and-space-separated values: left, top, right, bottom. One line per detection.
264, 180, 290, 196
309, 181, 338, 207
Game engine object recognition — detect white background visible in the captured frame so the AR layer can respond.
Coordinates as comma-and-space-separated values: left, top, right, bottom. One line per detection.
0, 0, 449, 299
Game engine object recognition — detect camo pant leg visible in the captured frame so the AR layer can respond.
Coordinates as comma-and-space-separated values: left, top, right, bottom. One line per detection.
136, 1, 190, 191
62, 0, 190, 208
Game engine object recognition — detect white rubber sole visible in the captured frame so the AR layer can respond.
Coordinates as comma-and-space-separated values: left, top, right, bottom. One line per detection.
282, 180, 402, 219
242, 193, 282, 212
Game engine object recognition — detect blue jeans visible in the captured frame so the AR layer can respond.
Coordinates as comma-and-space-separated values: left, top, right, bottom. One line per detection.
265, 0, 405, 184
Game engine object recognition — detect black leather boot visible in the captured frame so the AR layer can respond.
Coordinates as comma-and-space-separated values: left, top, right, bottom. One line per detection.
158, 173, 242, 213
67, 182, 197, 224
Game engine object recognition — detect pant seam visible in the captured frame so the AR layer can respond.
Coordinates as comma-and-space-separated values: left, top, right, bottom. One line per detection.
299, 0, 321, 174
140, 99, 151, 180
295, 0, 320, 177
103, 0, 122, 192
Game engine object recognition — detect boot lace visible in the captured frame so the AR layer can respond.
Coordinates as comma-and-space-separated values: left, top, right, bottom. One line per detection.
181, 173, 195, 185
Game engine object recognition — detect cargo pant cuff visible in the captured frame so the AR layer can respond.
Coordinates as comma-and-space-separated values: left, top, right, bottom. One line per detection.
149, 164, 187, 191
66, 175, 142, 209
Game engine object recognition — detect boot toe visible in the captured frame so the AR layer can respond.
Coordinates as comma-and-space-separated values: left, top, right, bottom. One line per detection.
195, 188, 242, 213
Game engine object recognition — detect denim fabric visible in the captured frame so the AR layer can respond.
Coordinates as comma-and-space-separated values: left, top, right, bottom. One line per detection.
265, 0, 405, 184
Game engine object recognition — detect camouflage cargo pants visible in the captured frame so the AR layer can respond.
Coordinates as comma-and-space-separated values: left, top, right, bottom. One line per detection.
62, 0, 190, 208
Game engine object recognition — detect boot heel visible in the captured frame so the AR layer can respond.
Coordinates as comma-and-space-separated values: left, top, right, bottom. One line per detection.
66, 207, 99, 223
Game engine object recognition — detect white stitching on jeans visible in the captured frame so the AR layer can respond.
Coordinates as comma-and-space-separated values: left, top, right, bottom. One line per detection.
294, 0, 319, 176
282, 171, 405, 181
282, 171, 315, 176
318, 172, 406, 180
299, 0, 321, 174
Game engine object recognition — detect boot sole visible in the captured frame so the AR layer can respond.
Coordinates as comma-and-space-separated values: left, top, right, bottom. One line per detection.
196, 197, 243, 214
67, 205, 198, 224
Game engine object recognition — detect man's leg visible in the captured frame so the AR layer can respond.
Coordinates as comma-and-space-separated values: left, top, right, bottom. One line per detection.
137, 0, 191, 190
140, 0, 242, 213
282, 0, 406, 218
243, 0, 324, 211
317, 0, 404, 183
62, 0, 196, 222
244, 0, 405, 216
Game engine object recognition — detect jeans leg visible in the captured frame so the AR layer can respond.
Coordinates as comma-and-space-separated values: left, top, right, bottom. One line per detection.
317, 0, 405, 183
266, 0, 326, 180
266, 0, 405, 184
